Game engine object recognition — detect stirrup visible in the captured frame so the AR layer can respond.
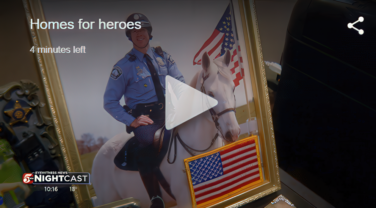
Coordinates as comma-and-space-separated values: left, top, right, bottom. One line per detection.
150, 195, 165, 208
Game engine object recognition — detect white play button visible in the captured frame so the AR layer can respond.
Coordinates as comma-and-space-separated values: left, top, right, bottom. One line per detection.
165, 75, 218, 130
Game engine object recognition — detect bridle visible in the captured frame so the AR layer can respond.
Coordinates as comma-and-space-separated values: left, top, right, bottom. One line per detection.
200, 73, 236, 135
167, 71, 236, 164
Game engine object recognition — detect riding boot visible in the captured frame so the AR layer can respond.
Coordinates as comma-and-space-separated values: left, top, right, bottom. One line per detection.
136, 145, 165, 208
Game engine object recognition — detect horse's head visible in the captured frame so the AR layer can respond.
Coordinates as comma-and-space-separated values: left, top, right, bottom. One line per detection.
197, 51, 241, 142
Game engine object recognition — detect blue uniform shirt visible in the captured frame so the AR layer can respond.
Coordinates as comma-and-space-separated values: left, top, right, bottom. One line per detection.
104, 47, 185, 126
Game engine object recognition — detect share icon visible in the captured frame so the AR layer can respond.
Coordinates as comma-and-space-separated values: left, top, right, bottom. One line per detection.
347, 16, 364, 35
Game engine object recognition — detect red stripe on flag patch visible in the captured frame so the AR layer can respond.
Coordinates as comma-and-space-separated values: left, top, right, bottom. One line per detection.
220, 140, 255, 155
220, 145, 256, 161
193, 165, 259, 193
223, 156, 258, 174
195, 170, 259, 198
196, 177, 260, 205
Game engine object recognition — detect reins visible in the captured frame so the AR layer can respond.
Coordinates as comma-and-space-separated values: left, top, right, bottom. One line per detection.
167, 130, 219, 164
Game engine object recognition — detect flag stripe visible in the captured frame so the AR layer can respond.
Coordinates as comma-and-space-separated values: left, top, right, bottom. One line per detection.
233, 72, 243, 87
221, 144, 256, 161
230, 61, 239, 74
223, 155, 258, 172
221, 143, 255, 159
195, 33, 224, 63
231, 49, 237, 62
208, 43, 224, 62
220, 140, 255, 155
194, 163, 259, 193
224, 156, 258, 174
193, 30, 224, 64
208, 35, 225, 56
195, 169, 259, 198
222, 149, 256, 166
193, 157, 258, 189
193, 29, 220, 64
194, 33, 224, 65
227, 57, 238, 71
196, 175, 260, 205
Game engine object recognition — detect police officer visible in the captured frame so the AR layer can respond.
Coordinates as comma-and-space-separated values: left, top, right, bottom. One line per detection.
104, 13, 185, 208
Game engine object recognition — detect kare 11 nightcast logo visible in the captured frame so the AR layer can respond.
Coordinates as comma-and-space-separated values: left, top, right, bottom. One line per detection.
22, 172, 90, 185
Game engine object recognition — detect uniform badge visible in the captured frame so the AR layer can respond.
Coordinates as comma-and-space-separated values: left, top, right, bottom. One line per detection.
136, 66, 143, 75
4, 100, 32, 126
156, 57, 166, 67
111, 66, 122, 80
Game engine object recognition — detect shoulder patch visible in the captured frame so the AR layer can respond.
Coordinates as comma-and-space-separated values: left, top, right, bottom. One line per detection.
111, 66, 123, 80
156, 57, 166, 67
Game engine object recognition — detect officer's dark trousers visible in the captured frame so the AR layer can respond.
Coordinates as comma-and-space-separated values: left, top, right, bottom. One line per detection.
133, 119, 164, 148
133, 119, 164, 200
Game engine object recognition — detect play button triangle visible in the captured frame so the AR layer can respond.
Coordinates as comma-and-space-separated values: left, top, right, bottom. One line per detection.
165, 75, 218, 130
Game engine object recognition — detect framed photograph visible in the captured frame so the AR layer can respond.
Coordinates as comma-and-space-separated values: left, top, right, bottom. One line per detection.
23, 0, 280, 207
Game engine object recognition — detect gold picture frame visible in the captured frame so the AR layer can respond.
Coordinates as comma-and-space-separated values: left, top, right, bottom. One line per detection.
22, 0, 280, 207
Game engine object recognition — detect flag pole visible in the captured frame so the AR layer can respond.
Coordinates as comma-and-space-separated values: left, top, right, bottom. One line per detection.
229, 0, 253, 135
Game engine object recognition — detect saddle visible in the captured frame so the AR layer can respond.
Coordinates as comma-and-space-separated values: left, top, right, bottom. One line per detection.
114, 126, 175, 199
114, 126, 170, 171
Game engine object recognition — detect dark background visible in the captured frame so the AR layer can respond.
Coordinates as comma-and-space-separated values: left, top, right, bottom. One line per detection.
273, 0, 376, 207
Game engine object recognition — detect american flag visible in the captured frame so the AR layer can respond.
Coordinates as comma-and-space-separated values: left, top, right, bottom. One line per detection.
186, 137, 262, 207
193, 4, 244, 87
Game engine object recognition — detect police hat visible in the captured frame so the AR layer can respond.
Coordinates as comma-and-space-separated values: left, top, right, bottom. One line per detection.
125, 13, 152, 39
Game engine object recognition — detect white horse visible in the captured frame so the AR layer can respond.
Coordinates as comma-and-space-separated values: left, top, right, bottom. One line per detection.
92, 51, 241, 208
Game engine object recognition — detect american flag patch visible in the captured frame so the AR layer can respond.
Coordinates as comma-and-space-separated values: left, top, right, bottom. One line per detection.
184, 136, 263, 207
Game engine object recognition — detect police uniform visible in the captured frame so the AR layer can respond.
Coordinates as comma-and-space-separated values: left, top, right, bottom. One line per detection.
104, 47, 185, 127
103, 12, 184, 208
